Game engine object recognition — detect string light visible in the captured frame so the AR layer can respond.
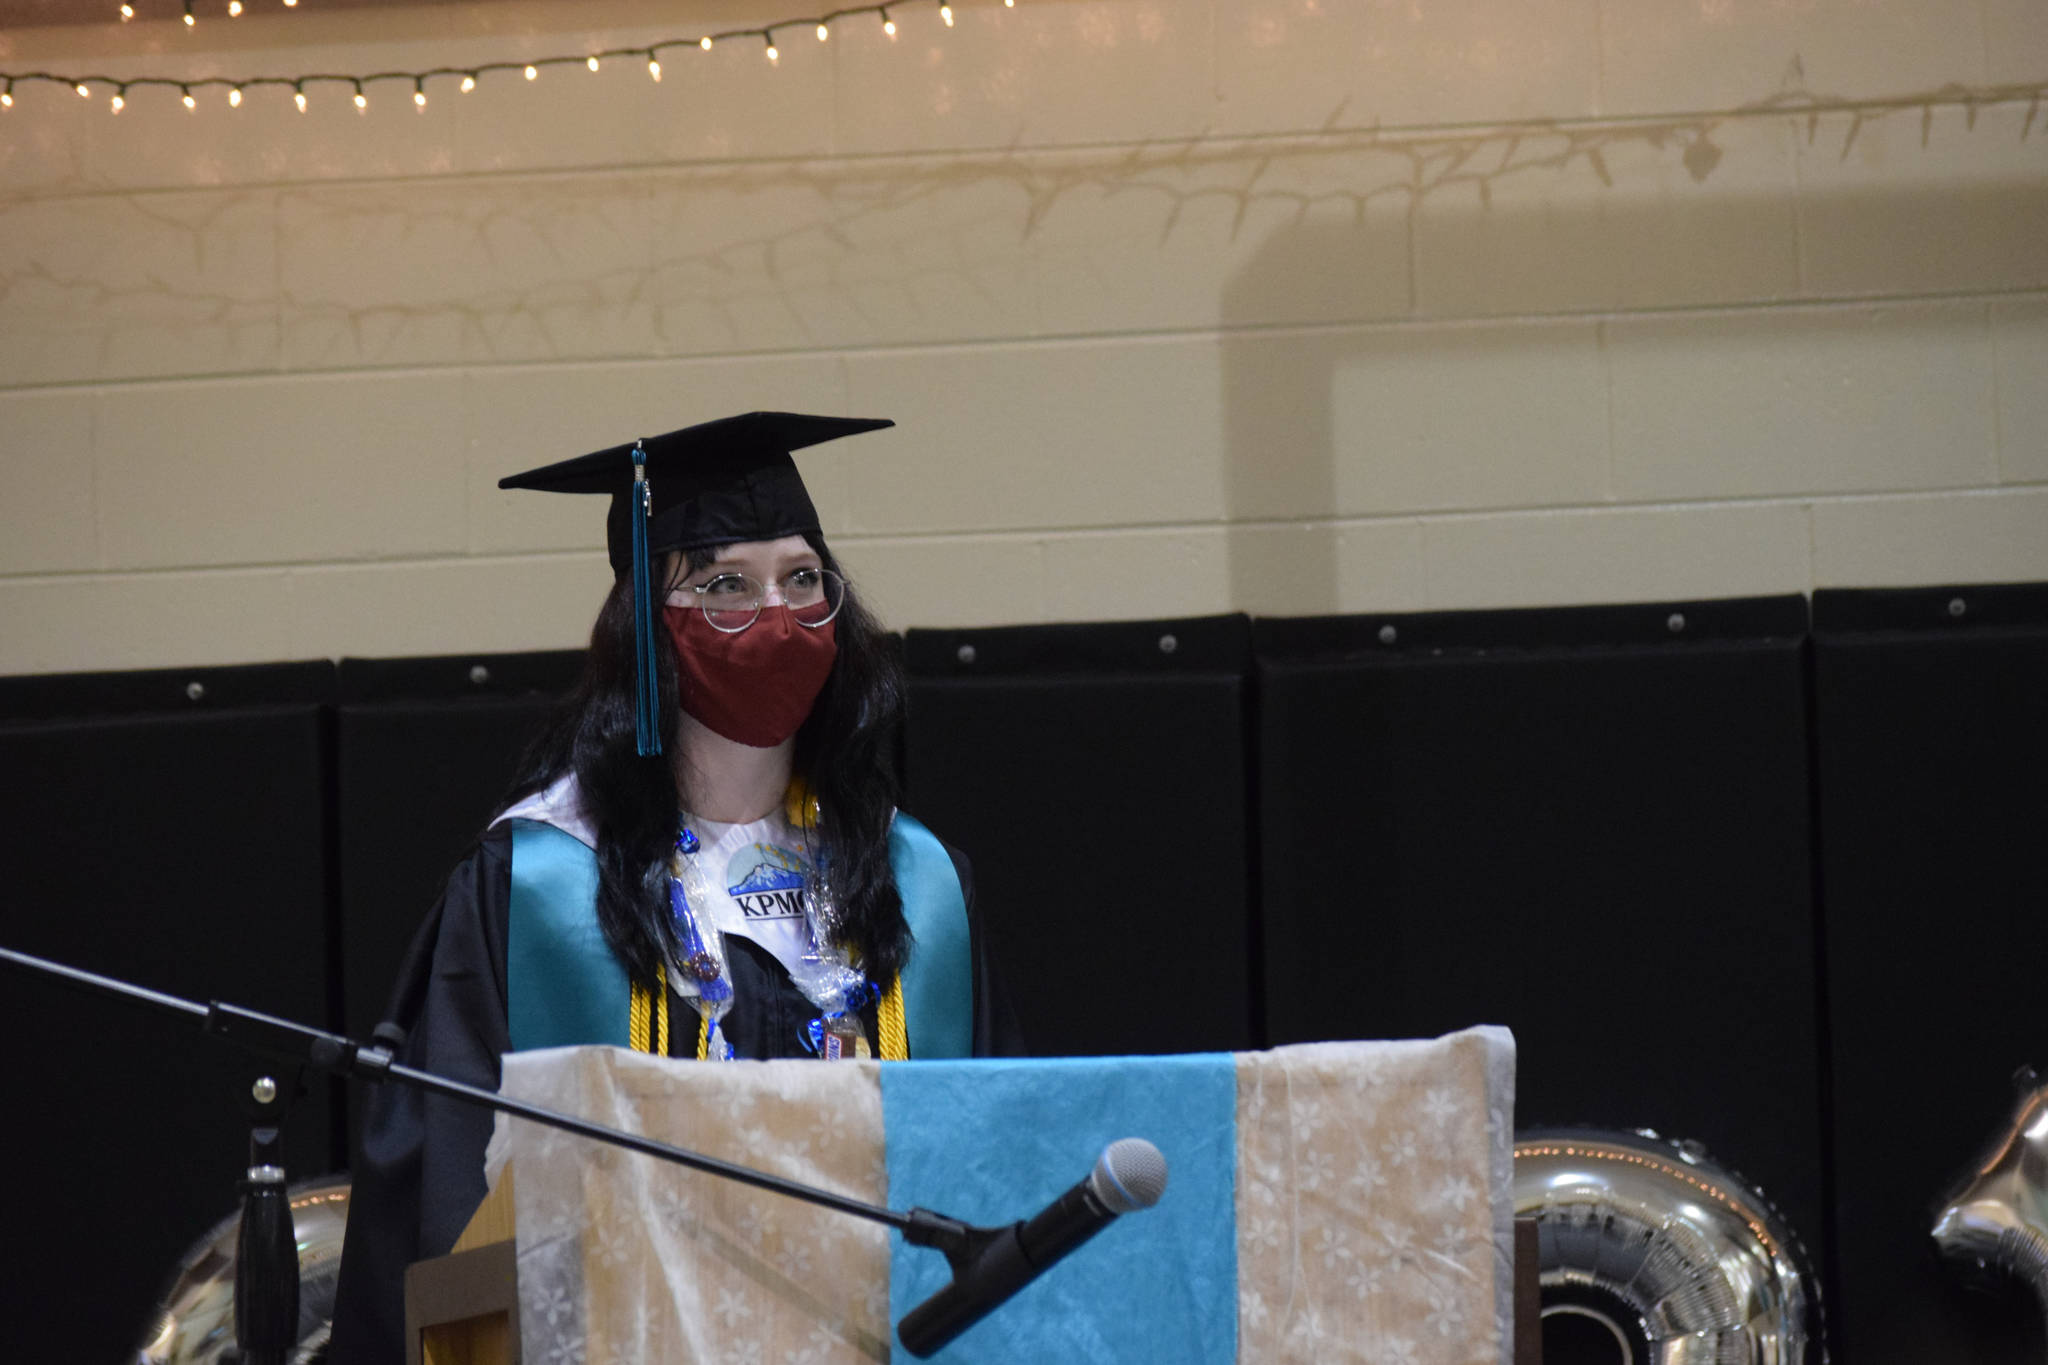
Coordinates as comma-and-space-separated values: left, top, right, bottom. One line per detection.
10, 0, 1026, 116
109, 90, 125, 113
227, 0, 243, 15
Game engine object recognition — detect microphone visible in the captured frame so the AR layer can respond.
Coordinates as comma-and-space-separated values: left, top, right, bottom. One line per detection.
897, 1137, 1168, 1358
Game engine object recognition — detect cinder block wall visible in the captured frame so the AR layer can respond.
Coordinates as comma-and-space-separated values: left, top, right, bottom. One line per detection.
1, 0, 2043, 673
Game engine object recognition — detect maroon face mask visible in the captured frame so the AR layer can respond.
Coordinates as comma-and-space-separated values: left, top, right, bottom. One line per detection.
662, 604, 838, 748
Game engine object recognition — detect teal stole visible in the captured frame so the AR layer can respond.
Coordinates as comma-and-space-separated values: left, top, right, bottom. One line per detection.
504, 813, 972, 1059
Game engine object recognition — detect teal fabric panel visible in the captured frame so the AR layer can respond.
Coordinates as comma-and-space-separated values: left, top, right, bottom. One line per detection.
889, 814, 971, 1059
506, 820, 628, 1052
882, 1055, 1238, 1364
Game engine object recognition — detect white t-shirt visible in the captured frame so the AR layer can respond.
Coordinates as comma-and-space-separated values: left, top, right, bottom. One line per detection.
681, 808, 820, 980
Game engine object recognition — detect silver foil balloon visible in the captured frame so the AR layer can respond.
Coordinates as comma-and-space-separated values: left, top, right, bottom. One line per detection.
134, 1174, 351, 1365
1515, 1129, 1824, 1364
1931, 1069, 2048, 1313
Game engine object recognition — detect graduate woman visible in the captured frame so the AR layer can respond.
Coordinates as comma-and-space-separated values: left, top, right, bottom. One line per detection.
329, 412, 1020, 1363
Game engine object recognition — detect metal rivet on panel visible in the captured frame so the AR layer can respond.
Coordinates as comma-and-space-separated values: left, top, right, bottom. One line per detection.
956, 644, 977, 665
1948, 597, 1967, 618
1378, 624, 1397, 645
185, 681, 206, 702
468, 664, 491, 685
1158, 633, 1178, 654
1666, 613, 1687, 634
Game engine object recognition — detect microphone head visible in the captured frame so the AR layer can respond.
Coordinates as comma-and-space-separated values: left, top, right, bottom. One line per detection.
1089, 1138, 1168, 1213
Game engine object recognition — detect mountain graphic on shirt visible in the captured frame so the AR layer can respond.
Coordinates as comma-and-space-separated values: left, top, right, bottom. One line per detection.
728, 845, 807, 896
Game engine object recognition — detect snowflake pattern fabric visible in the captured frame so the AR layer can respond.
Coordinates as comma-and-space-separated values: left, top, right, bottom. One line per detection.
1234, 1031, 1516, 1364
505, 1047, 892, 1364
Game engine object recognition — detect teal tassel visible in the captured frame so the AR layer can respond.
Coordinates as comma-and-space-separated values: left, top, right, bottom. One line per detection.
630, 442, 662, 757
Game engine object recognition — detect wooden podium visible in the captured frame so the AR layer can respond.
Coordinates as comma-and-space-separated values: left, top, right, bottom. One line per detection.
403, 1169, 520, 1365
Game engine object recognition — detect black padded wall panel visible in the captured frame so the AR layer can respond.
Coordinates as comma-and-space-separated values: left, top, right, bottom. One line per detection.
334, 653, 580, 1140
0, 698, 334, 1362
1256, 598, 1827, 1272
903, 617, 1253, 1056
1814, 584, 2048, 1365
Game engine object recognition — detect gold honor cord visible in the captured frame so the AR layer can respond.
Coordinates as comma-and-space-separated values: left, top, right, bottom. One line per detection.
878, 977, 909, 1060
628, 963, 671, 1055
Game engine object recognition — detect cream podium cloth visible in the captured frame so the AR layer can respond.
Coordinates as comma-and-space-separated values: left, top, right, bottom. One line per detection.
492, 1027, 1515, 1364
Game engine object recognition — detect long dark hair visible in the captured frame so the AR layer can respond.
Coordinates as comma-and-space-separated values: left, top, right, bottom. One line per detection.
506, 533, 912, 986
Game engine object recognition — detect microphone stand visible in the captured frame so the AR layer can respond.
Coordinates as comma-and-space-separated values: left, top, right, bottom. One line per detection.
0, 945, 982, 1353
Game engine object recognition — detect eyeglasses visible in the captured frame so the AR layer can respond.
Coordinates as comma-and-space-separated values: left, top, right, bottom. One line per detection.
679, 567, 847, 633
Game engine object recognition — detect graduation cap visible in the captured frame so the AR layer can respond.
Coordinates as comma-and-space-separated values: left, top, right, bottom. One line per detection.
499, 411, 894, 757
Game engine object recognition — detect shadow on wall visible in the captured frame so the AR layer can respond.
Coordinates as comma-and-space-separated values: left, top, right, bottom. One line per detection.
1210, 84, 2047, 615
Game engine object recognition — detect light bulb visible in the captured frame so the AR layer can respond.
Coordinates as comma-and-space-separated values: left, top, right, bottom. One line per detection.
460, 74, 476, 92
414, 88, 427, 108
76, 83, 91, 98
1, 93, 12, 109
353, 89, 367, 110
294, 90, 308, 111
119, 3, 134, 18
699, 35, 712, 50
524, 64, 538, 81
766, 43, 779, 62
883, 15, 897, 36
647, 57, 662, 81
817, 23, 829, 40
940, 3, 954, 25
587, 55, 601, 72
227, 0, 242, 14
110, 93, 125, 112
228, 87, 242, 107
182, 90, 196, 110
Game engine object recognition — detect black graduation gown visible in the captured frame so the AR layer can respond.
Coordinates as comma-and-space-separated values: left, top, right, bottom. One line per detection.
326, 823, 1021, 1365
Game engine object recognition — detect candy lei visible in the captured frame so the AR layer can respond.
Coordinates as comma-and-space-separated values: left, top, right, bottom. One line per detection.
787, 855, 878, 1060
666, 818, 875, 1060
667, 826, 737, 1061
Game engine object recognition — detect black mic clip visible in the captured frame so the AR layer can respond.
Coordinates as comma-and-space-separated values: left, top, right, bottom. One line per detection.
897, 1208, 1043, 1358
901, 1206, 1008, 1273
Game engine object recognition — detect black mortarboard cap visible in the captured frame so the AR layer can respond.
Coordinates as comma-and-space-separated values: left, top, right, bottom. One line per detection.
499, 411, 894, 576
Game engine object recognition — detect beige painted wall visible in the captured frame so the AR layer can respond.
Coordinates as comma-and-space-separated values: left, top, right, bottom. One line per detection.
1, 0, 2044, 674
